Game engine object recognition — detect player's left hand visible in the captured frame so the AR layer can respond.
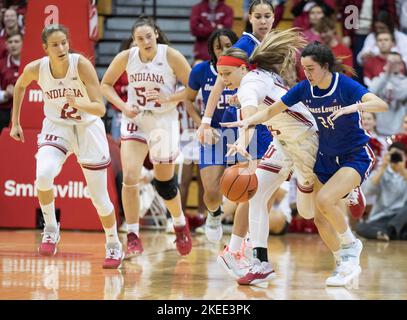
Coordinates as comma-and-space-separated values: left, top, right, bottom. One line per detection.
65, 89, 76, 107
329, 104, 360, 121
145, 89, 168, 105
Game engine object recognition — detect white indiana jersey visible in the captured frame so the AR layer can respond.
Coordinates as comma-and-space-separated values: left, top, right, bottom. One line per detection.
38, 53, 98, 125
237, 69, 317, 142
126, 44, 177, 114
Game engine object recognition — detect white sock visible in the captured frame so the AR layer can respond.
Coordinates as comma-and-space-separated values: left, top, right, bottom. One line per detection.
40, 201, 57, 231
172, 213, 186, 227
229, 234, 244, 253
127, 223, 139, 236
339, 227, 356, 247
104, 222, 120, 244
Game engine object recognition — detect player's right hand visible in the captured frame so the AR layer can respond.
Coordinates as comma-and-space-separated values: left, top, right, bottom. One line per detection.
123, 103, 140, 119
10, 125, 25, 143
197, 123, 219, 145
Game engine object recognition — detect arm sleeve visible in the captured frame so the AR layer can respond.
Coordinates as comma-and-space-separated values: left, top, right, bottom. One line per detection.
280, 81, 305, 107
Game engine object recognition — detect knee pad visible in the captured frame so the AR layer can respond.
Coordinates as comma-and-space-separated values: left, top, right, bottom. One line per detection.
153, 176, 178, 200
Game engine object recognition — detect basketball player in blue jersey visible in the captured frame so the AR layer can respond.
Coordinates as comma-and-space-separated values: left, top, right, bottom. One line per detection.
185, 28, 238, 229
227, 41, 389, 287
196, 0, 275, 260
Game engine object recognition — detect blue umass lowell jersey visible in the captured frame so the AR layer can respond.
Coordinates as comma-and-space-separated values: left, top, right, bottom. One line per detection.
281, 73, 370, 156
188, 61, 235, 128
233, 32, 260, 55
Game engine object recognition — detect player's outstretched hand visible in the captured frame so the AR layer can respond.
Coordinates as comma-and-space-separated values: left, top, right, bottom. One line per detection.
220, 119, 250, 129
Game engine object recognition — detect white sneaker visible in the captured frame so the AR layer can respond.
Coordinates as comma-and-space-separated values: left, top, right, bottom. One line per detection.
205, 213, 223, 242
326, 239, 363, 287
325, 261, 361, 287
103, 242, 124, 269
237, 258, 276, 286
217, 245, 251, 279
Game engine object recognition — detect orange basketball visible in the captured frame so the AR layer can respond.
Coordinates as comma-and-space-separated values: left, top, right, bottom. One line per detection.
220, 164, 258, 203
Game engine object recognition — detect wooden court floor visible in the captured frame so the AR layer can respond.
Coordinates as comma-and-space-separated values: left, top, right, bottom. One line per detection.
0, 229, 406, 300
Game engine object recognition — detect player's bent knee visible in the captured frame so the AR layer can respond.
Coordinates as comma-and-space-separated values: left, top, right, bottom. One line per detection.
153, 176, 178, 200
35, 173, 55, 191
91, 197, 114, 216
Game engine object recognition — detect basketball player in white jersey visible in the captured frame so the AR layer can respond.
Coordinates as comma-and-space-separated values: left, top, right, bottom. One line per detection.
9, 24, 124, 269
101, 17, 193, 257
219, 29, 319, 285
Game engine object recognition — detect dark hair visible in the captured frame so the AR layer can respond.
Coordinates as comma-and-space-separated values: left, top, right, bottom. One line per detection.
131, 16, 169, 45
41, 24, 69, 44
389, 142, 407, 155
375, 30, 395, 42
6, 31, 23, 40
315, 16, 336, 33
248, 0, 275, 14
119, 36, 134, 52
373, 10, 395, 35
207, 28, 238, 64
301, 41, 355, 76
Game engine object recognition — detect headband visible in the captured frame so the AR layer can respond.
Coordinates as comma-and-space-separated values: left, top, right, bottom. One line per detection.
217, 56, 255, 70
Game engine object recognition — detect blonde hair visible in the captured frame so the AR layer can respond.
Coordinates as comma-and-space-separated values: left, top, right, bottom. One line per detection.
250, 28, 307, 87
220, 47, 250, 65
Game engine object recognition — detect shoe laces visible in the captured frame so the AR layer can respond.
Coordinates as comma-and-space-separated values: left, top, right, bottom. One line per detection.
347, 188, 359, 206
174, 227, 189, 244
249, 259, 269, 274
206, 214, 221, 228
336, 261, 355, 276
106, 245, 121, 260
127, 233, 139, 245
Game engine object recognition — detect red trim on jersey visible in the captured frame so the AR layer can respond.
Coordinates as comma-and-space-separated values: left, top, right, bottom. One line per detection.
273, 81, 289, 91
258, 163, 282, 173
121, 136, 147, 144
263, 96, 275, 106
297, 182, 314, 193
81, 159, 111, 171
364, 144, 376, 179
38, 143, 68, 155
285, 110, 314, 128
